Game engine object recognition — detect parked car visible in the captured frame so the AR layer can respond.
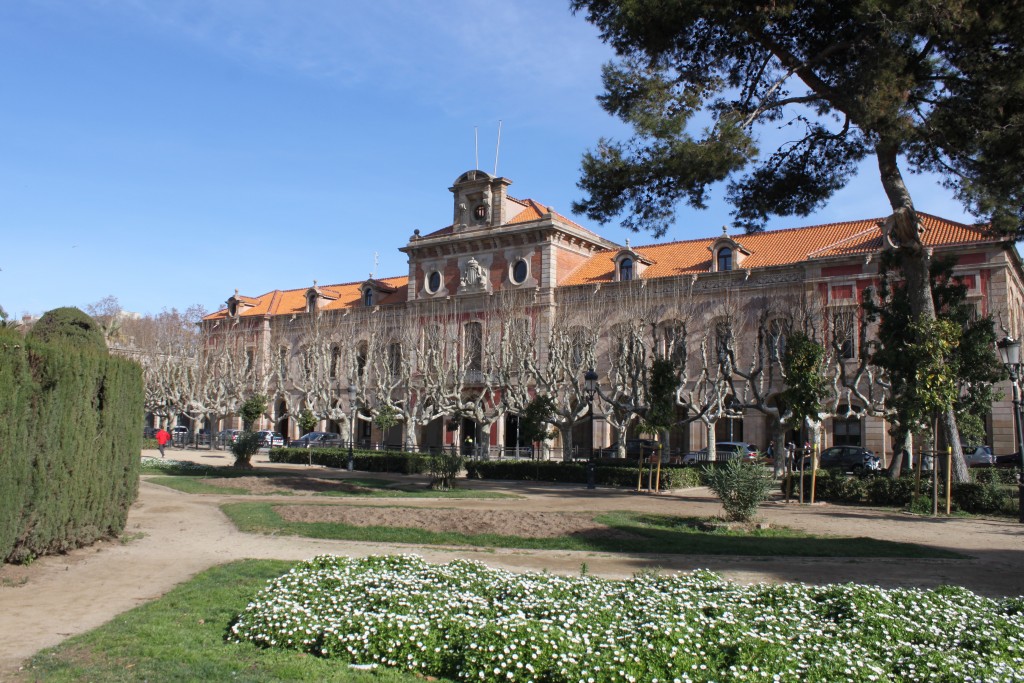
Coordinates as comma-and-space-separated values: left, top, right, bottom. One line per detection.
596, 439, 661, 460
802, 446, 881, 474
196, 429, 212, 445
994, 451, 1022, 467
170, 426, 191, 444
291, 431, 345, 448
683, 442, 759, 464
217, 429, 243, 447
256, 430, 285, 448
962, 445, 996, 467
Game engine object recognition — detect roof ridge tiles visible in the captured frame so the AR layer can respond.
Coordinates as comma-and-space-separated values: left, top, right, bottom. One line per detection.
806, 225, 881, 258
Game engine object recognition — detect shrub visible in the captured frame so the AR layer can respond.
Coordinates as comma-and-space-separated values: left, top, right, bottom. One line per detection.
865, 476, 919, 506
231, 432, 263, 468
27, 306, 106, 350
268, 447, 430, 474
952, 479, 1015, 515
427, 450, 464, 490
464, 460, 698, 490
703, 459, 773, 522
972, 467, 1019, 486
1, 315, 142, 564
780, 468, 1019, 516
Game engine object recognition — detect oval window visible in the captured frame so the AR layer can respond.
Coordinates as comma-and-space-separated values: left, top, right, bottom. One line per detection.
511, 259, 528, 284
426, 270, 441, 293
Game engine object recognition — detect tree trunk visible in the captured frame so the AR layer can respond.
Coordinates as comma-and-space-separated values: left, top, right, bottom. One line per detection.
705, 422, 717, 461
559, 425, 574, 462
876, 142, 969, 482
403, 419, 418, 452
887, 430, 911, 479
771, 420, 787, 477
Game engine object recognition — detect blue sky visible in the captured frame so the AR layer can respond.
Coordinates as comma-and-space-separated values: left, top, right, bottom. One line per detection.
0, 1, 976, 318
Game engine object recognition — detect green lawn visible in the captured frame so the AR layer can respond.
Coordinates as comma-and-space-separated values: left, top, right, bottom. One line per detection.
20, 560, 429, 682
222, 503, 964, 558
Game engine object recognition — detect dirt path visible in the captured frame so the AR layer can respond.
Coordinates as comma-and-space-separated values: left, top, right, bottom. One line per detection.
1, 449, 1023, 677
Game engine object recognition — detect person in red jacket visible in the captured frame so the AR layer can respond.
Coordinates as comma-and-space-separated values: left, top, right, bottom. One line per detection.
155, 428, 171, 458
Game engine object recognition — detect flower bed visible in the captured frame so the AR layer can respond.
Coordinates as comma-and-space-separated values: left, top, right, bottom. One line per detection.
229, 554, 1024, 682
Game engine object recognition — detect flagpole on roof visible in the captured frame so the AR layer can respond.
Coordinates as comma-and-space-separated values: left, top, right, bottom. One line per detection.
494, 119, 502, 176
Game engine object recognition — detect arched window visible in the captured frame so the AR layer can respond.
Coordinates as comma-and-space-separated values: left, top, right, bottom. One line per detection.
356, 342, 368, 380
388, 341, 402, 376
363, 289, 373, 307
465, 322, 483, 372
717, 247, 733, 272
329, 345, 341, 379
620, 258, 634, 281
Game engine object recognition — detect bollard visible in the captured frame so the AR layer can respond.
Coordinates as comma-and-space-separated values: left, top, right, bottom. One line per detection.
586, 460, 596, 490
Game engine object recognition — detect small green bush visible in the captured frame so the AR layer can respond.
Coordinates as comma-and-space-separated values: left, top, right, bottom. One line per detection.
972, 467, 1019, 486
231, 432, 262, 468
703, 459, 773, 522
427, 450, 465, 490
865, 476, 920, 506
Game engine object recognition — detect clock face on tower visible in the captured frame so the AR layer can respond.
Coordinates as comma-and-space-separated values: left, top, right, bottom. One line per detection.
474, 204, 487, 220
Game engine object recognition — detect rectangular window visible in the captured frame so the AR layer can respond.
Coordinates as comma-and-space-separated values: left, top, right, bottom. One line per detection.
833, 417, 862, 447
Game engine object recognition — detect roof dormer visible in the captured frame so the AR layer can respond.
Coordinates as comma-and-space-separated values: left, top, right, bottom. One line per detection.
360, 277, 398, 308
304, 280, 338, 313
709, 227, 751, 273
612, 239, 653, 282
226, 289, 257, 318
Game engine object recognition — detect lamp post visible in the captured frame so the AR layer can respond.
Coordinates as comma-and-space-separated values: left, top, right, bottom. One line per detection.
584, 367, 599, 489
996, 336, 1024, 523
346, 385, 357, 472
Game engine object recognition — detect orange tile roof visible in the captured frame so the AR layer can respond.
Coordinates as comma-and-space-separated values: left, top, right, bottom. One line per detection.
561, 213, 994, 285
204, 276, 409, 321
506, 197, 605, 240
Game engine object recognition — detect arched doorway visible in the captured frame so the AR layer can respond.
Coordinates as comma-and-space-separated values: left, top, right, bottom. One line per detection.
274, 398, 289, 439
461, 417, 480, 456
715, 397, 744, 442
504, 413, 530, 457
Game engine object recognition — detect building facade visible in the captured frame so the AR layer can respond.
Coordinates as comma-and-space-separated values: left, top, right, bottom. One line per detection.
201, 170, 1024, 462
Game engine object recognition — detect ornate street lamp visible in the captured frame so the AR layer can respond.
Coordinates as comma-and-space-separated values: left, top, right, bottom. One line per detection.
996, 337, 1024, 523
584, 367, 599, 489
347, 385, 357, 472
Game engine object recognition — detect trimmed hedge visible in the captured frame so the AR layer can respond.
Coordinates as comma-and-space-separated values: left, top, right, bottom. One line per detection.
782, 469, 1019, 515
464, 459, 702, 490
0, 318, 143, 563
268, 447, 430, 474
268, 448, 704, 490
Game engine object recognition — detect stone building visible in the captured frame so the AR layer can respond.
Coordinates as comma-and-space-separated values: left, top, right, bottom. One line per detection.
201, 170, 1024, 462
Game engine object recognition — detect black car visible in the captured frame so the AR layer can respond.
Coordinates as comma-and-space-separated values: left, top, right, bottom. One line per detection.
803, 446, 881, 474
994, 451, 1022, 467
596, 439, 661, 459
